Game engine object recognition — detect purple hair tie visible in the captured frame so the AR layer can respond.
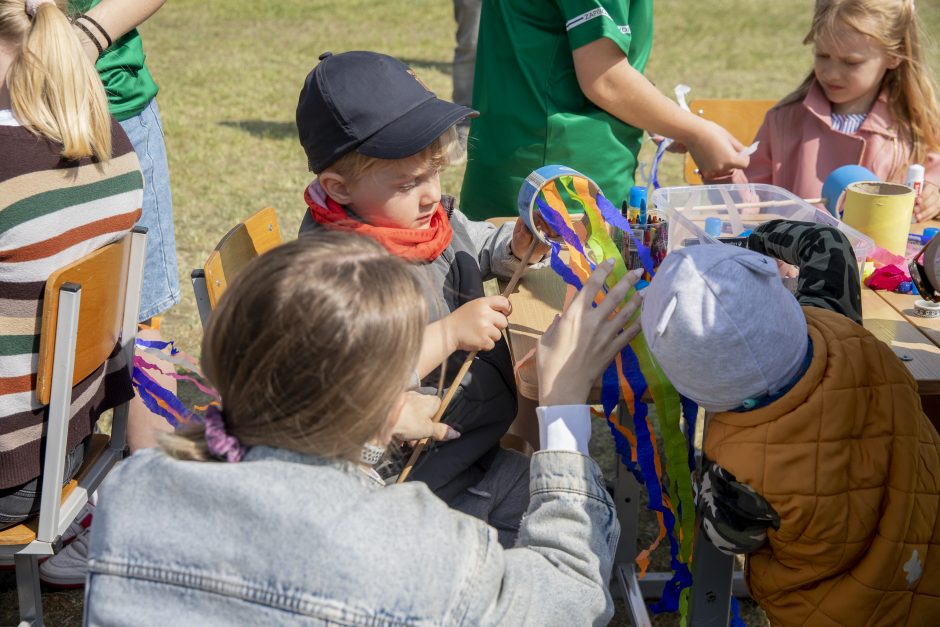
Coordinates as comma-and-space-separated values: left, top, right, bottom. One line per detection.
203, 405, 246, 463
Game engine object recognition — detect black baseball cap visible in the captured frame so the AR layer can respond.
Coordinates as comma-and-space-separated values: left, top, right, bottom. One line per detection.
296, 51, 478, 172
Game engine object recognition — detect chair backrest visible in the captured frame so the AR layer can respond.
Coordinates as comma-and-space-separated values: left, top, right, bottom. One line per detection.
34, 229, 145, 405
683, 99, 776, 184
203, 206, 282, 308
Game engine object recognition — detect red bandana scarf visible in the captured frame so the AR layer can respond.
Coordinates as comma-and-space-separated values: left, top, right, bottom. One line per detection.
304, 182, 453, 262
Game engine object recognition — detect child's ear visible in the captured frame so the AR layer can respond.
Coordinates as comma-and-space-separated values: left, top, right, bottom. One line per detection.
887, 55, 902, 70
318, 171, 354, 205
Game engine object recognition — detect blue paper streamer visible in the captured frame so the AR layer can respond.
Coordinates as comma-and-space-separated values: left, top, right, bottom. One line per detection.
549, 241, 583, 290
132, 366, 194, 427
536, 197, 593, 267
681, 396, 699, 475
619, 344, 693, 614
730, 596, 747, 627
602, 362, 643, 482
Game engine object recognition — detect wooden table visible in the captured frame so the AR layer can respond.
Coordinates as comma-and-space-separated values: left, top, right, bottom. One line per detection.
861, 289, 940, 395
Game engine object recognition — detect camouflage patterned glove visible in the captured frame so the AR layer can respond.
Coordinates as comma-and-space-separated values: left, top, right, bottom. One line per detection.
700, 459, 781, 555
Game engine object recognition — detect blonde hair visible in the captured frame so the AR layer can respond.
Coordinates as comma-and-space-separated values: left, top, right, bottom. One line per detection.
0, 0, 111, 160
779, 0, 940, 174
321, 124, 458, 181
159, 231, 427, 463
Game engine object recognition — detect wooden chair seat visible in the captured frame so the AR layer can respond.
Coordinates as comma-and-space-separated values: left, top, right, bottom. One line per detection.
192, 207, 282, 327
0, 434, 110, 546
683, 98, 776, 184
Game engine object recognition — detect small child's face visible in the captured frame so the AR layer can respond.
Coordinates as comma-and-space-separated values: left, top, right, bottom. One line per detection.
814, 25, 898, 116
345, 159, 442, 230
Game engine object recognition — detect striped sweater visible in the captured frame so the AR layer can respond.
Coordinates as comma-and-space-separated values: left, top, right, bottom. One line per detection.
0, 117, 143, 489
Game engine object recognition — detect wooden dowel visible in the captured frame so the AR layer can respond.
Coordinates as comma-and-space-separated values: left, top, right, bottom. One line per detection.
678, 197, 824, 212
397, 239, 540, 483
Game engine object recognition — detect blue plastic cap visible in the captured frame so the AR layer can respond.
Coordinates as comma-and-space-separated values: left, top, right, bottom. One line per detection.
921, 227, 939, 246
704, 217, 723, 238
629, 185, 647, 209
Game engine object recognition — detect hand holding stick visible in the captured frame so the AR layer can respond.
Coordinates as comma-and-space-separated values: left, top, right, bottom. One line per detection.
396, 238, 539, 483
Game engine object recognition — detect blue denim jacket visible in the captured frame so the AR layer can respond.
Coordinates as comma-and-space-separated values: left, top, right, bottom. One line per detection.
85, 446, 619, 626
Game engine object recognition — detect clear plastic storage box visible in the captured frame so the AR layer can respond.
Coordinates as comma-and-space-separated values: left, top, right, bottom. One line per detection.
651, 184, 874, 265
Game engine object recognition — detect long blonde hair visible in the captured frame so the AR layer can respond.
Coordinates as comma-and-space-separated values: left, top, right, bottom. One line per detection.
0, 0, 111, 160
780, 0, 940, 170
160, 231, 427, 463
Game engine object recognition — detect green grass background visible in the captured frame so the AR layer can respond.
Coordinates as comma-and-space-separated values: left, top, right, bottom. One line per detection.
2, 0, 938, 624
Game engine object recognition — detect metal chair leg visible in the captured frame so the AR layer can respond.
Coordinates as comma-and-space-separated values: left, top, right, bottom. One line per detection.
15, 553, 43, 627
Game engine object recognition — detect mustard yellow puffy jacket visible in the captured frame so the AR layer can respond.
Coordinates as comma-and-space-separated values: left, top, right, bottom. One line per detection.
705, 306, 940, 626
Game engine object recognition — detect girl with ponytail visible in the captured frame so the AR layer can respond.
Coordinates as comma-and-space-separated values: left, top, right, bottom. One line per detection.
733, 0, 940, 222
0, 0, 142, 563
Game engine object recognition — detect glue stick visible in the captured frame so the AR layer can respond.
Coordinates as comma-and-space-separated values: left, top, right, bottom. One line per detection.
907, 164, 926, 196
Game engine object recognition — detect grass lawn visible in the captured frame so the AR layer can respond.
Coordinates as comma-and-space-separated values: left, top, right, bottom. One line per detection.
2, 0, 939, 624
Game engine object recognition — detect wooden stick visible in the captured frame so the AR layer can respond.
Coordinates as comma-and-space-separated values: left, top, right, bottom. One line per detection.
397, 239, 539, 483
681, 197, 824, 212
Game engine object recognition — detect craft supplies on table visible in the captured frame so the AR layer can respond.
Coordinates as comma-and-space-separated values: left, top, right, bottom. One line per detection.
820, 164, 879, 217
652, 183, 875, 267
908, 164, 926, 197
841, 182, 916, 257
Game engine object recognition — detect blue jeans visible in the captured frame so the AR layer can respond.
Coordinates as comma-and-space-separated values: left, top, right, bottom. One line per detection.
119, 99, 180, 322
0, 440, 86, 529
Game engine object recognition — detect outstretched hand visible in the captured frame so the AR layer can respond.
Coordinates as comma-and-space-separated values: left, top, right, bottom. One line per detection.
687, 120, 750, 179
536, 262, 644, 406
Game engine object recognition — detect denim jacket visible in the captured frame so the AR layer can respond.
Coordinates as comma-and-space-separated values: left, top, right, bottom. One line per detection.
84, 445, 619, 626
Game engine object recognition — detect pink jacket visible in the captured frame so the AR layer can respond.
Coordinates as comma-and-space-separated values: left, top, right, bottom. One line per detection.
727, 80, 940, 197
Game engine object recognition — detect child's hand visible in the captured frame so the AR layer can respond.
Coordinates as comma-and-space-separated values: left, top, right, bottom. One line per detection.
445, 296, 511, 352
390, 391, 459, 442
510, 219, 551, 262
914, 182, 940, 223
687, 120, 750, 179
536, 262, 643, 406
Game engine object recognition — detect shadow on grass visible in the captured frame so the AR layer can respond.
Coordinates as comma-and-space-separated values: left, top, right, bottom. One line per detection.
398, 57, 452, 75
219, 120, 297, 140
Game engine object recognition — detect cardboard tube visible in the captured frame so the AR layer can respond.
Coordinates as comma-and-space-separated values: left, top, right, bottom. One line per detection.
841, 182, 915, 256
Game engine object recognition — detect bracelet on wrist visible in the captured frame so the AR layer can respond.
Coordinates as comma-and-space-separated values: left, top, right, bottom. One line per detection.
71, 14, 113, 58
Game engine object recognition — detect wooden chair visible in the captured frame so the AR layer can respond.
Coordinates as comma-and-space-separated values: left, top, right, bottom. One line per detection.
0, 227, 147, 627
683, 98, 776, 184
191, 206, 282, 328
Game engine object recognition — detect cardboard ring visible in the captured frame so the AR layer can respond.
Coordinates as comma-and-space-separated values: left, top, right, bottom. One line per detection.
517, 165, 601, 246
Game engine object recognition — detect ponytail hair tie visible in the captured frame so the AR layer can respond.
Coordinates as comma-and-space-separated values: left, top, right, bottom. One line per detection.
204, 405, 247, 462
25, 0, 54, 18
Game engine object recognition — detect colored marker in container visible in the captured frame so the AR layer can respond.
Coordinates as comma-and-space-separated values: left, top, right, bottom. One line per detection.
629, 186, 647, 226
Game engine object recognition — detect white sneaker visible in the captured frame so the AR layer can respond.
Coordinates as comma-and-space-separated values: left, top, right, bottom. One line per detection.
0, 501, 93, 570
39, 525, 90, 588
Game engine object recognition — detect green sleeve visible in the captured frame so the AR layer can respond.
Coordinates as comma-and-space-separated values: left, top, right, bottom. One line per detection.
556, 0, 633, 57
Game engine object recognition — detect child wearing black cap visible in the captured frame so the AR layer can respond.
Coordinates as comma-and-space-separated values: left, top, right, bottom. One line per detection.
295, 51, 549, 545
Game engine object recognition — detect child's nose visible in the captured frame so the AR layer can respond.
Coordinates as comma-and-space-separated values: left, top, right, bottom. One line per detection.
420, 177, 441, 206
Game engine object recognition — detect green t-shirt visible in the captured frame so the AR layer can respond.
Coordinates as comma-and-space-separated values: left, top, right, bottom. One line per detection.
460, 0, 653, 219
71, 0, 159, 121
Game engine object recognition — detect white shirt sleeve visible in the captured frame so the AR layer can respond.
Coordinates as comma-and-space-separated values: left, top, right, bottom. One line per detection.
536, 405, 592, 454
